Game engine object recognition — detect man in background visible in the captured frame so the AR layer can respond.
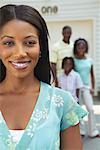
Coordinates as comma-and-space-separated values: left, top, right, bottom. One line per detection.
50, 25, 73, 86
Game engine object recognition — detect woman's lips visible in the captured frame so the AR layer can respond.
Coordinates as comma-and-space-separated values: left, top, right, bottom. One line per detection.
9, 60, 31, 69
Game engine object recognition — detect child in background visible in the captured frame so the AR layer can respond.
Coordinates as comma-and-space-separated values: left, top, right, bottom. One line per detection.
73, 38, 100, 138
58, 57, 83, 103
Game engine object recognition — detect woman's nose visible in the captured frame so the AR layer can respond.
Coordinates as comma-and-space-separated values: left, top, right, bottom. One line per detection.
13, 44, 27, 57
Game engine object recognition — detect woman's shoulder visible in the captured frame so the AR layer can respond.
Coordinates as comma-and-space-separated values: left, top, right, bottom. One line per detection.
86, 57, 93, 62
42, 82, 74, 103
41, 82, 88, 127
42, 81, 69, 92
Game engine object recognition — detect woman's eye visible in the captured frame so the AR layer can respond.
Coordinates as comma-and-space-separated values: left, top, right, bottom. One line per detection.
24, 41, 37, 47
2, 41, 15, 47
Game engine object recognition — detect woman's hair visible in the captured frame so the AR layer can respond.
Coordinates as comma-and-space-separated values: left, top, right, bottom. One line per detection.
62, 57, 75, 70
73, 38, 88, 56
0, 4, 51, 84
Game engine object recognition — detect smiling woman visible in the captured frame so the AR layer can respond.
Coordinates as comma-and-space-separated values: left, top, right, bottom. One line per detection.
0, 20, 40, 79
0, 4, 87, 150
0, 4, 50, 83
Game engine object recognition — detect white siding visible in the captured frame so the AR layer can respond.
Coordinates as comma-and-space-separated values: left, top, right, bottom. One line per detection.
95, 0, 100, 91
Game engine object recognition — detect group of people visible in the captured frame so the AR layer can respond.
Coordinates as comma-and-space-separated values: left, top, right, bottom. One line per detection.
50, 26, 100, 138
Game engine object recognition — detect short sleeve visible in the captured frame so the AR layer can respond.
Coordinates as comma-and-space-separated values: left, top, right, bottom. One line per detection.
60, 92, 88, 131
49, 45, 58, 63
88, 58, 93, 66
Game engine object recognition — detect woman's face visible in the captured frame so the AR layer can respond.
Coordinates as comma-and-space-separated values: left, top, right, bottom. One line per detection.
0, 19, 40, 79
76, 41, 87, 57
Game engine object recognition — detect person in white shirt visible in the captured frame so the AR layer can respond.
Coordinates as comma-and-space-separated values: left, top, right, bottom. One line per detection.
58, 57, 83, 102
50, 26, 73, 87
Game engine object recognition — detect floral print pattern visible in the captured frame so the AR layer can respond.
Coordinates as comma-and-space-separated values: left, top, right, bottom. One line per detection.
51, 94, 64, 107
65, 111, 79, 124
0, 82, 87, 150
26, 107, 48, 138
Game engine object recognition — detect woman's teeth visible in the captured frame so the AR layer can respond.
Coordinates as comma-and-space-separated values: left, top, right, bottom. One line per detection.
11, 61, 30, 69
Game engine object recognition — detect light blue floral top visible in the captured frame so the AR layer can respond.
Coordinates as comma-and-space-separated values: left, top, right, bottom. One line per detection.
0, 82, 87, 150
74, 58, 93, 86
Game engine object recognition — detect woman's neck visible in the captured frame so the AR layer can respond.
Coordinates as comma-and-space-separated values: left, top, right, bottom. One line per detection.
75, 55, 86, 59
1, 74, 39, 94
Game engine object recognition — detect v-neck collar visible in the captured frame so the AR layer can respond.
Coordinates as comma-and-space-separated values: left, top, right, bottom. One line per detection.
0, 81, 44, 149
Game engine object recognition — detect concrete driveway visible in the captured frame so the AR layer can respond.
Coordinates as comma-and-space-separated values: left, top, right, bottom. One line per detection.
82, 97, 100, 150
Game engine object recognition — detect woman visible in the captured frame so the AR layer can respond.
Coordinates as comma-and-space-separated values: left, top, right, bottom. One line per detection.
0, 4, 87, 149
73, 38, 100, 138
